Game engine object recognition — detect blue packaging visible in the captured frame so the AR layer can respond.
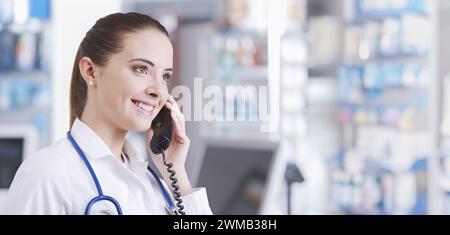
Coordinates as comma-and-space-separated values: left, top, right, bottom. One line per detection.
15, 32, 38, 71
363, 64, 384, 89
33, 112, 48, 142
382, 63, 403, 87
356, 0, 427, 16
28, 0, 50, 20
379, 18, 402, 57
414, 92, 427, 110
338, 66, 363, 101
0, 29, 16, 71
0, 81, 11, 111
10, 80, 33, 109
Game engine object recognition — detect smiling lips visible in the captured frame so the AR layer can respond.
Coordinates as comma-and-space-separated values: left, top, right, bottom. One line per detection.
132, 99, 157, 116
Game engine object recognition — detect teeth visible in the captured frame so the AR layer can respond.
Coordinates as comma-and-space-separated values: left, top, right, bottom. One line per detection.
134, 101, 154, 112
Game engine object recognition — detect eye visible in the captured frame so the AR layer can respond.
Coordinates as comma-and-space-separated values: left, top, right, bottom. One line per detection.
133, 66, 148, 75
163, 73, 171, 81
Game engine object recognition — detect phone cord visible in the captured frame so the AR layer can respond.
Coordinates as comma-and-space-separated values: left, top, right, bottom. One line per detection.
160, 147, 186, 215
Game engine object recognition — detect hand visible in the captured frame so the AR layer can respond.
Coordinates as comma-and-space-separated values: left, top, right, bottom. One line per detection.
146, 95, 195, 196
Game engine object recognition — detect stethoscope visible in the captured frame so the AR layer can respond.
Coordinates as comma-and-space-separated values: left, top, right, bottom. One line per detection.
66, 131, 177, 215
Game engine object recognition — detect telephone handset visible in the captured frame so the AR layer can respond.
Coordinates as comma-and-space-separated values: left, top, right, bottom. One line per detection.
150, 107, 172, 154
150, 107, 186, 215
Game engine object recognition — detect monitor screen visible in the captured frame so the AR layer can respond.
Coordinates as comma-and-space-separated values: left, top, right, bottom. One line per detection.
196, 145, 276, 215
0, 138, 24, 189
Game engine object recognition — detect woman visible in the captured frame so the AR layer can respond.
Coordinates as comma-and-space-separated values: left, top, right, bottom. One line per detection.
2, 12, 212, 215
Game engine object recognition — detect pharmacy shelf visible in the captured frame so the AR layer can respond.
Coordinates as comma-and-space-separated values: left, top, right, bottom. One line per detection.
214, 66, 268, 83
345, 11, 428, 25
339, 206, 387, 215
206, 0, 272, 142
0, 71, 50, 82
333, 0, 439, 215
342, 55, 428, 66
339, 87, 428, 101
0, 105, 48, 122
215, 27, 267, 38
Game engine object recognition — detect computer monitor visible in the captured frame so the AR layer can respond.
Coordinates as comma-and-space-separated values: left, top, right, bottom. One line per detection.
0, 124, 38, 202
194, 138, 278, 215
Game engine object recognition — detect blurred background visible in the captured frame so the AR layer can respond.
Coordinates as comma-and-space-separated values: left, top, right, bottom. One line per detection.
2, 0, 450, 215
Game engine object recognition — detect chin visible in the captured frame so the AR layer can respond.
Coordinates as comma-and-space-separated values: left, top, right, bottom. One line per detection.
127, 118, 154, 132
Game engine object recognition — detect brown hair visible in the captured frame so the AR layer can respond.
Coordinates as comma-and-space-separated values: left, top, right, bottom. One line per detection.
69, 12, 169, 127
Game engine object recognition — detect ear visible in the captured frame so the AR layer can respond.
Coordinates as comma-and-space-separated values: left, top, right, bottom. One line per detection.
79, 57, 97, 86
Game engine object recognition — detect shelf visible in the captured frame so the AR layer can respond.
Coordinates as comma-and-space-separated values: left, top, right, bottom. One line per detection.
333, 157, 427, 177
339, 87, 428, 105
0, 20, 46, 33
200, 130, 279, 150
346, 11, 428, 25
338, 121, 428, 134
341, 121, 427, 132
213, 77, 269, 85
216, 66, 267, 78
214, 66, 269, 84
339, 206, 386, 215
281, 30, 307, 39
215, 27, 267, 38
441, 177, 450, 192
343, 54, 428, 66
332, 0, 439, 215
0, 105, 49, 123
0, 70, 50, 83
281, 62, 309, 68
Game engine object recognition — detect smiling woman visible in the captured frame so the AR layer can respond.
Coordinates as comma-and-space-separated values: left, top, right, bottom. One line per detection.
1, 12, 213, 215
72, 16, 173, 134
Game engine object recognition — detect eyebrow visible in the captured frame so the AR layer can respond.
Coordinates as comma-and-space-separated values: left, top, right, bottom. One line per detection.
128, 58, 173, 72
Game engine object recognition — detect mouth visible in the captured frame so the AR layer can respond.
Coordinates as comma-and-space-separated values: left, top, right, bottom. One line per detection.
131, 99, 157, 117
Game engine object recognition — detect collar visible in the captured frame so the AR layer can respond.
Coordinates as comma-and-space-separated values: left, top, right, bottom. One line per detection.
70, 118, 149, 179
70, 118, 117, 159
70, 118, 143, 161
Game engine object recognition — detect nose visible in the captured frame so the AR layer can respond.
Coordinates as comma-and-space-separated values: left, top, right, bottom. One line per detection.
145, 74, 166, 99
145, 87, 161, 99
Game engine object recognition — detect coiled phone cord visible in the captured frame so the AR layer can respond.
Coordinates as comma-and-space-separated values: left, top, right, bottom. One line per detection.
160, 147, 186, 215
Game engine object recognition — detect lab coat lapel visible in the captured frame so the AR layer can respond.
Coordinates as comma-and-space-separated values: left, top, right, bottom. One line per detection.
71, 118, 150, 180
70, 119, 115, 159
123, 139, 149, 181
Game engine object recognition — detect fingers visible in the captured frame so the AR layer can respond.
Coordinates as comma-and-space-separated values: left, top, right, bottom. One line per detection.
164, 95, 189, 144
146, 127, 154, 140
146, 127, 155, 152
165, 95, 185, 124
165, 96, 182, 115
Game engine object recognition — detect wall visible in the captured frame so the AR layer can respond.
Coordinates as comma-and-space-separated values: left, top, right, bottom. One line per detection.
51, 0, 122, 141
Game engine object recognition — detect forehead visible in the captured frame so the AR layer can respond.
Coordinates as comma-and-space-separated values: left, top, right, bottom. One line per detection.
118, 29, 173, 68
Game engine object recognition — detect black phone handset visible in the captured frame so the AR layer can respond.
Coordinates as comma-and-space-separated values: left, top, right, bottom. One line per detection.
150, 107, 186, 215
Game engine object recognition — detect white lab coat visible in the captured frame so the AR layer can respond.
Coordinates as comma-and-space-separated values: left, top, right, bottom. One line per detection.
1, 119, 213, 215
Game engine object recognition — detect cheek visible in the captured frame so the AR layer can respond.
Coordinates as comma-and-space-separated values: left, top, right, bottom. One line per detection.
127, 79, 147, 97
98, 74, 134, 106
160, 89, 170, 106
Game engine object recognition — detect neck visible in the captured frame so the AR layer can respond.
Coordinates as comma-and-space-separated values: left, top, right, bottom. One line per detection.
80, 102, 128, 162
